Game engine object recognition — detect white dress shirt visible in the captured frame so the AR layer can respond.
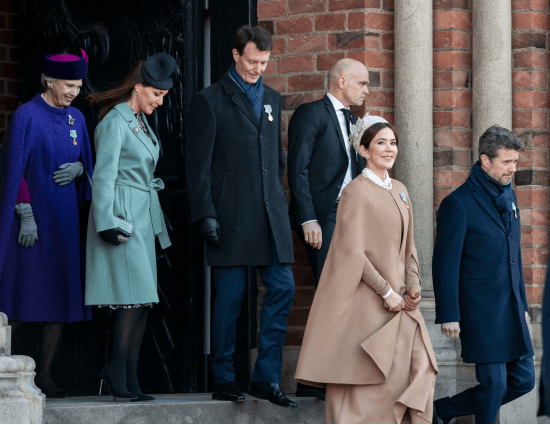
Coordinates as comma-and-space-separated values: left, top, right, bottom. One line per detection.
302, 93, 353, 226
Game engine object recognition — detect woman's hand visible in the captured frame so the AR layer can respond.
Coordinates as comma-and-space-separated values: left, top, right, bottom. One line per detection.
404, 285, 421, 311
383, 291, 404, 312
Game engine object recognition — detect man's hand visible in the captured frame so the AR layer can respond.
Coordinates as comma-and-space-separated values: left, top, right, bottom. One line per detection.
384, 291, 404, 312
404, 285, 421, 311
441, 322, 460, 339
302, 221, 322, 249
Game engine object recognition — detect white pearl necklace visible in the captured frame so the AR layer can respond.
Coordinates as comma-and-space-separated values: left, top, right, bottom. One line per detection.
362, 167, 393, 190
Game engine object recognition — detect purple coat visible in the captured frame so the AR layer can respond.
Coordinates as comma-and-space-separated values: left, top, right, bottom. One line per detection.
0, 94, 93, 322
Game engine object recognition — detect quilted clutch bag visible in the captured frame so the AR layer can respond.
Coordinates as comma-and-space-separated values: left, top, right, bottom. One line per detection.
114, 215, 133, 238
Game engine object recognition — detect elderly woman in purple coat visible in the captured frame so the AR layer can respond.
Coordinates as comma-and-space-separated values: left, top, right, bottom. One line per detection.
0, 51, 93, 398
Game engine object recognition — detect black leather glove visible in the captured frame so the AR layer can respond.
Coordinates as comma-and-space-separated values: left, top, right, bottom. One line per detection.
99, 229, 121, 246
199, 217, 222, 246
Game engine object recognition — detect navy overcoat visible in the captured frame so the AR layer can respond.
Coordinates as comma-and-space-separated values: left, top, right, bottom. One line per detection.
433, 176, 533, 364
185, 73, 294, 267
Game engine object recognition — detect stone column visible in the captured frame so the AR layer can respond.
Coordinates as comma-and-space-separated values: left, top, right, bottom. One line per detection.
394, 0, 434, 291
472, 0, 512, 160
0, 312, 44, 424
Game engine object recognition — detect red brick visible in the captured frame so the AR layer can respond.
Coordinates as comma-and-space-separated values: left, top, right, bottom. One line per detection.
382, 33, 394, 50
328, 0, 381, 11
283, 93, 316, 110
0, 95, 18, 111
522, 227, 550, 247
513, 90, 550, 108
513, 110, 547, 129
288, 0, 326, 14
516, 188, 550, 208
434, 51, 472, 69
284, 329, 304, 346
434, 70, 469, 88
7, 14, 20, 30
382, 111, 394, 124
520, 208, 550, 226
291, 262, 315, 284
517, 149, 548, 168
433, 0, 469, 9
348, 50, 394, 69
315, 13, 346, 31
522, 266, 547, 285
382, 72, 394, 88
257, 0, 286, 18
512, 0, 548, 10
434, 130, 472, 148
434, 169, 470, 187
521, 247, 549, 266
434, 30, 469, 49
533, 133, 550, 148
271, 38, 286, 55
288, 34, 325, 54
263, 76, 286, 92
293, 288, 315, 308
434, 189, 453, 207
328, 32, 380, 50
514, 50, 550, 69
434, 90, 472, 108
513, 12, 550, 30
6, 80, 20, 97
317, 53, 345, 71
525, 284, 544, 304
512, 32, 547, 49
0, 2, 18, 13
348, 12, 394, 31
0, 29, 20, 45
512, 71, 547, 89
278, 55, 314, 73
0, 45, 6, 61
0, 15, 6, 30
264, 57, 275, 75
433, 110, 470, 129
434, 11, 472, 30
363, 90, 394, 108
276, 17, 313, 35
382, 0, 394, 10
288, 74, 325, 92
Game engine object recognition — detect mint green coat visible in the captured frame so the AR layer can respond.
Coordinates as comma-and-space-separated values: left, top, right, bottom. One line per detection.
85, 103, 171, 306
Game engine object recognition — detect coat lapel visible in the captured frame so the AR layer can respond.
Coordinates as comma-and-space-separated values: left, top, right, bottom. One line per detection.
467, 179, 505, 232
221, 73, 260, 128
323, 95, 347, 155
114, 103, 158, 166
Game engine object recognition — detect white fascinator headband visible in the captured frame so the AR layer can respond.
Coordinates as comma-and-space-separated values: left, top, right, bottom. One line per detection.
349, 113, 388, 154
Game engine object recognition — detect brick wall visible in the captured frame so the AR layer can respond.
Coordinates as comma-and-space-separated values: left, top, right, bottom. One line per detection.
512, 0, 550, 318
432, 0, 473, 227
0, 0, 21, 151
257, 0, 395, 346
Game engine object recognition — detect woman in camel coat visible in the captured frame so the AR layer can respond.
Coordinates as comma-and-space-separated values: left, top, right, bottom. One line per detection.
295, 117, 438, 424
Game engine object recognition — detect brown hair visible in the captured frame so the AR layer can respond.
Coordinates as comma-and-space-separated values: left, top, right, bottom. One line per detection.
234, 25, 273, 55
360, 122, 399, 150
87, 60, 148, 121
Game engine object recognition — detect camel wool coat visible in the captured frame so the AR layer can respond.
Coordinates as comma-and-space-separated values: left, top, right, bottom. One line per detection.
295, 175, 438, 423
85, 103, 171, 306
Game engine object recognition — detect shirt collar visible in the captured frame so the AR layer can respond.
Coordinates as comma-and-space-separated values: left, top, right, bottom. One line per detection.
327, 92, 348, 112
364, 167, 391, 187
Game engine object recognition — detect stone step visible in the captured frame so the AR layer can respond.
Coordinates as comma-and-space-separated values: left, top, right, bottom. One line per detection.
44, 394, 324, 424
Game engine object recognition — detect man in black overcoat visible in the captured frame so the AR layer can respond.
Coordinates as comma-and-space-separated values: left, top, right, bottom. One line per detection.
432, 126, 535, 424
185, 25, 296, 408
286, 58, 369, 399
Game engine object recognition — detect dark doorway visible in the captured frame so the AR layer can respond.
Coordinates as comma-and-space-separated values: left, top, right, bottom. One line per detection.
15, 0, 255, 395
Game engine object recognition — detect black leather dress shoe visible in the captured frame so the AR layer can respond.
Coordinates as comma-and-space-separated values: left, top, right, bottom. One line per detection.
248, 382, 297, 409
212, 381, 245, 401
433, 400, 448, 424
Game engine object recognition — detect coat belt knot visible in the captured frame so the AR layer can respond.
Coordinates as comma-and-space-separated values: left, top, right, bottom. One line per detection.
114, 177, 171, 249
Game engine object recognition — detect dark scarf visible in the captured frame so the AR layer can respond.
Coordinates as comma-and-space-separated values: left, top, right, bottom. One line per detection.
470, 161, 515, 232
229, 63, 264, 121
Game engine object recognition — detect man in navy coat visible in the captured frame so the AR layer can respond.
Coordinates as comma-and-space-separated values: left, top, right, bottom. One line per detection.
185, 26, 296, 408
432, 125, 535, 424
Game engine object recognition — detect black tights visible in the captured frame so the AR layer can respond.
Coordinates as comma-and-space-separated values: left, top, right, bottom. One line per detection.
107, 308, 149, 396
9, 320, 64, 393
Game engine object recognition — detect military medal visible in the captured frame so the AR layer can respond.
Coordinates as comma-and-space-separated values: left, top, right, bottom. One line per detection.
68, 114, 75, 126
264, 104, 273, 122
70, 129, 77, 146
400, 192, 409, 209
512, 202, 517, 219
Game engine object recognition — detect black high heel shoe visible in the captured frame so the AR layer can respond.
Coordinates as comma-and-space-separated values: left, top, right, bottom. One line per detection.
130, 393, 155, 402
98, 367, 137, 401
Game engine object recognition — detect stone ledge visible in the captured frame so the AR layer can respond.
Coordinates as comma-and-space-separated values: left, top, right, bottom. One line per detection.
44, 394, 324, 424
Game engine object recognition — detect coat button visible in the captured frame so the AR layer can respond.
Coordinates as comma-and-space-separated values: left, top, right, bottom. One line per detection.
508, 236, 511, 240
337, 185, 341, 189
263, 167, 267, 172
340, 168, 344, 172
265, 201, 269, 206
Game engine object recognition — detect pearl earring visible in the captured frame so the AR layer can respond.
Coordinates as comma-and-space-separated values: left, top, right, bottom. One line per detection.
48, 84, 53, 89
365, 156, 369, 160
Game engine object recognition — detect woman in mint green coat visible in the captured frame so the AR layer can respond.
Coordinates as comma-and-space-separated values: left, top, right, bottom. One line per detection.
86, 53, 176, 402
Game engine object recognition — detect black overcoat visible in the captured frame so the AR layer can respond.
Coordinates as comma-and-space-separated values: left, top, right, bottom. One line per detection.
287, 96, 365, 229
185, 73, 294, 267
433, 177, 534, 364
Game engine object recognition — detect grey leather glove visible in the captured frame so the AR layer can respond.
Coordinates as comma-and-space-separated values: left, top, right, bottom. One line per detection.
53, 162, 83, 186
199, 217, 221, 246
15, 203, 38, 247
